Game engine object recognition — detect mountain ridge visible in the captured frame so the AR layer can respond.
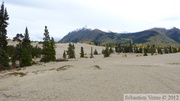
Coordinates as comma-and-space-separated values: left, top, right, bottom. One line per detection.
59, 27, 180, 46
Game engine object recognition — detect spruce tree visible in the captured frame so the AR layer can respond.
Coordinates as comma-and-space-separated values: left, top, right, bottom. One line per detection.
90, 47, 93, 58
50, 37, 56, 61
94, 49, 98, 55
20, 48, 31, 67
0, 2, 9, 52
41, 26, 56, 62
0, 48, 9, 70
80, 47, 84, 58
11, 34, 24, 67
0, 2, 9, 69
22, 27, 31, 49
63, 50, 66, 59
129, 40, 133, 52
41, 26, 51, 62
20, 27, 32, 66
109, 47, 114, 54
103, 46, 110, 57
67, 43, 75, 59
143, 48, 148, 56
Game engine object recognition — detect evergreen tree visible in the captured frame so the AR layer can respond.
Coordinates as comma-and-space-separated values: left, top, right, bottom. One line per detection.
94, 49, 98, 55
7, 45, 15, 57
0, 2, 9, 52
129, 40, 133, 52
41, 26, 55, 62
50, 37, 56, 61
109, 47, 114, 54
168, 46, 172, 53
22, 27, 31, 49
11, 33, 24, 67
143, 48, 148, 56
103, 46, 110, 57
20, 48, 31, 67
80, 47, 84, 58
41, 26, 51, 62
150, 45, 155, 55
102, 49, 105, 54
67, 43, 75, 59
63, 50, 66, 59
90, 47, 93, 58
20, 27, 32, 66
31, 46, 41, 58
0, 48, 9, 70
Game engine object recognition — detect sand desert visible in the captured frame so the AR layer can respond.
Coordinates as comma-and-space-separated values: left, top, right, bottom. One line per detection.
0, 43, 180, 101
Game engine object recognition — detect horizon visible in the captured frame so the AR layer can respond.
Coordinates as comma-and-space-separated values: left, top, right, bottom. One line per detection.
4, 0, 180, 41
7, 26, 180, 42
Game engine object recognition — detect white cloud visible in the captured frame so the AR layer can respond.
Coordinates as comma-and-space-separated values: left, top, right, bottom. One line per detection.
4, 0, 180, 41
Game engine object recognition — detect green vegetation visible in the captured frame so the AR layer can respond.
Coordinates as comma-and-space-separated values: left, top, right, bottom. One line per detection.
80, 47, 84, 58
8, 72, 27, 77
63, 50, 67, 59
41, 26, 56, 62
103, 46, 111, 57
0, 2, 9, 52
90, 47, 93, 58
67, 43, 75, 59
0, 2, 9, 70
0, 48, 9, 70
94, 49, 98, 55
20, 27, 32, 67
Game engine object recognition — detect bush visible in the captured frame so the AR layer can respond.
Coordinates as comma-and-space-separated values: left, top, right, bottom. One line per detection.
94, 49, 98, 55
103, 47, 110, 57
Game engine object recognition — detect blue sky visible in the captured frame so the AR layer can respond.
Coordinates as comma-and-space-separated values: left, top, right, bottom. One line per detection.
3, 0, 180, 41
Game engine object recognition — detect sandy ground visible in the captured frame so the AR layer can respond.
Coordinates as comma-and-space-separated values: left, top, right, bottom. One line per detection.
0, 43, 180, 101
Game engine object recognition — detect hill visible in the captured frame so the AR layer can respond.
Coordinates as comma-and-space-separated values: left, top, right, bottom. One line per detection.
59, 27, 180, 46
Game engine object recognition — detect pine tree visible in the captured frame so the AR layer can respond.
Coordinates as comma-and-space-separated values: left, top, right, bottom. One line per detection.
90, 47, 93, 58
7, 45, 15, 57
94, 49, 98, 55
22, 27, 31, 49
67, 43, 75, 59
103, 46, 110, 57
11, 34, 24, 67
109, 47, 114, 54
20, 27, 32, 66
20, 48, 31, 67
63, 50, 66, 59
0, 2, 9, 52
32, 46, 41, 58
49, 37, 56, 61
143, 48, 148, 56
41, 26, 53, 62
129, 40, 133, 52
0, 48, 9, 70
80, 47, 84, 58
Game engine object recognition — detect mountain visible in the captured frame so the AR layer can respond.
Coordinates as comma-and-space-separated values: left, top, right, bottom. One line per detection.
60, 27, 129, 44
59, 27, 180, 46
166, 27, 180, 43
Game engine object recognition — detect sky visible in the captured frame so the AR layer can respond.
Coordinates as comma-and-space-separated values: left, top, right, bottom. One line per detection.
3, 0, 180, 41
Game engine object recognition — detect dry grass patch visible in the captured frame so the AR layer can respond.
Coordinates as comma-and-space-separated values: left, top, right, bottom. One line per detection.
8, 72, 27, 77
55, 58, 68, 62
56, 65, 73, 71
168, 63, 180, 65
92, 65, 102, 70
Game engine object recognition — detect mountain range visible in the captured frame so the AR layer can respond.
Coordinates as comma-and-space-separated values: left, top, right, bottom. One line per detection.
59, 27, 180, 46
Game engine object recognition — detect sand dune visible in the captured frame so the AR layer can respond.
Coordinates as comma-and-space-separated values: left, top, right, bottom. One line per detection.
0, 43, 180, 101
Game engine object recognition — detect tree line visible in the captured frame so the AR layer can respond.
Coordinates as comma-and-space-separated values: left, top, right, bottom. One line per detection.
0, 2, 57, 70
